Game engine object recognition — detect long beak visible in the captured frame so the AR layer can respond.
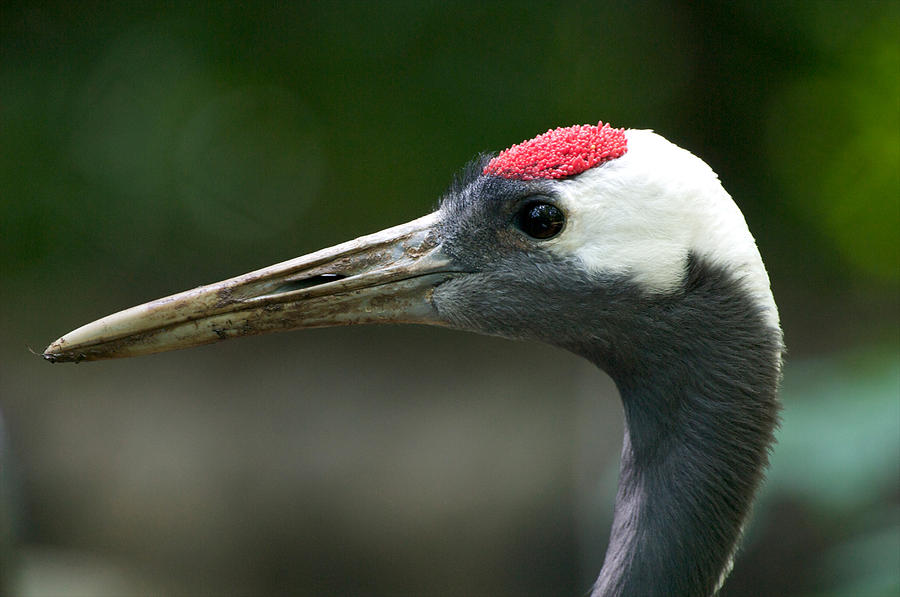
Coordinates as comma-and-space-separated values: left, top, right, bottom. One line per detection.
43, 212, 458, 363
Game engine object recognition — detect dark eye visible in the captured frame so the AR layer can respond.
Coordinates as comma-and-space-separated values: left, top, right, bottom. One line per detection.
515, 202, 565, 239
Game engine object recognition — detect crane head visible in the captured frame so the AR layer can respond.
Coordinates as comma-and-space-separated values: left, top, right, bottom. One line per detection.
43, 121, 777, 365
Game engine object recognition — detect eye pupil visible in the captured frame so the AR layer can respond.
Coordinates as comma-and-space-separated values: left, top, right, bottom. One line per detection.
517, 202, 564, 239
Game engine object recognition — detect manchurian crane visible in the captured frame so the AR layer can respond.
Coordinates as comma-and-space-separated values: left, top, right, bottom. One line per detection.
44, 122, 783, 597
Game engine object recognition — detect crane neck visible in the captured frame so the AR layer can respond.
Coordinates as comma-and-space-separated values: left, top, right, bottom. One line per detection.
583, 256, 783, 597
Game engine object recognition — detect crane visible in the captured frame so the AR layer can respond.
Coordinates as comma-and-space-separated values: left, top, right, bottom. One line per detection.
44, 122, 783, 597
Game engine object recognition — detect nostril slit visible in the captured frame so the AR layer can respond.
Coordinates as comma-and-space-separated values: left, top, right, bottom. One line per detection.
272, 273, 345, 294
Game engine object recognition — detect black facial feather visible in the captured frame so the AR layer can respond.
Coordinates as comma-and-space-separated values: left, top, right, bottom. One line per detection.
438, 153, 495, 208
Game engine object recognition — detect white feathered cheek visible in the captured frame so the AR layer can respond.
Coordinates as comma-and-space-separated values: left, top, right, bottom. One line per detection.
546, 167, 694, 293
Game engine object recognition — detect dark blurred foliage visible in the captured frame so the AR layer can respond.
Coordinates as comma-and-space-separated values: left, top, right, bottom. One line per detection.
1, 1, 898, 596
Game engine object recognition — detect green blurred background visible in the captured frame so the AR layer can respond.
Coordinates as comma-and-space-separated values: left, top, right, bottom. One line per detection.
1, 2, 898, 595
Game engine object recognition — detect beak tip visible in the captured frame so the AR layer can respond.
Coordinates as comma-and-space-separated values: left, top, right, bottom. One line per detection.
42, 339, 81, 364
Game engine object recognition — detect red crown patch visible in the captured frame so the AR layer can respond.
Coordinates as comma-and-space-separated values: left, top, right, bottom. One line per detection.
483, 122, 627, 181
